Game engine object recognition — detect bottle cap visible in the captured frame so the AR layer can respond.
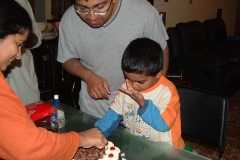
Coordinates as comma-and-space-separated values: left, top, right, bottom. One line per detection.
53, 95, 60, 106
54, 95, 59, 99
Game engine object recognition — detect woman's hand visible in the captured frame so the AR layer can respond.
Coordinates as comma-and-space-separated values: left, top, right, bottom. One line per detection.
78, 128, 108, 149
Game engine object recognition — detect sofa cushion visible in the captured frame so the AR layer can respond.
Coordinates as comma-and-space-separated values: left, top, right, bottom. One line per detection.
223, 64, 240, 95
203, 18, 228, 47
167, 27, 183, 60
204, 18, 240, 64
176, 21, 209, 56
210, 45, 240, 64
175, 55, 226, 67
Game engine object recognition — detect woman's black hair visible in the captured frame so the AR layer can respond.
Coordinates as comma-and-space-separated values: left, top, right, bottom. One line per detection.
122, 38, 163, 76
0, 0, 32, 39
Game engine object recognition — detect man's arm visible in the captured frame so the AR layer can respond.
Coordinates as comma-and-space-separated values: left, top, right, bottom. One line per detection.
162, 44, 169, 76
62, 59, 111, 99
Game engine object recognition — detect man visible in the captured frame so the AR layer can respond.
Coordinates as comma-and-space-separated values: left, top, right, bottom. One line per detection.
57, 0, 169, 118
5, 0, 42, 105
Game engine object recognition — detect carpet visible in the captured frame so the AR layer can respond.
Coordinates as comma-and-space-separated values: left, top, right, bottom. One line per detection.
184, 91, 240, 160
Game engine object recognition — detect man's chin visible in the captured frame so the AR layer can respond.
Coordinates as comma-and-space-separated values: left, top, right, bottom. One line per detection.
80, 17, 104, 28
87, 22, 103, 28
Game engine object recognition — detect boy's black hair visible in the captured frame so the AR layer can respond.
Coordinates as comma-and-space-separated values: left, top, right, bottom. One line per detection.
121, 38, 163, 76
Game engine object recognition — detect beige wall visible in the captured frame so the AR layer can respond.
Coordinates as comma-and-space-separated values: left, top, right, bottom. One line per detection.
34, 0, 51, 22
45, 0, 52, 21
154, 0, 238, 36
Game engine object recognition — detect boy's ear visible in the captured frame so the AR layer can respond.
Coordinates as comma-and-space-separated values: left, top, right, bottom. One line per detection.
156, 70, 163, 78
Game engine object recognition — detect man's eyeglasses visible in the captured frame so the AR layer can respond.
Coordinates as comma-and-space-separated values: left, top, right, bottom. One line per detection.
75, 0, 112, 16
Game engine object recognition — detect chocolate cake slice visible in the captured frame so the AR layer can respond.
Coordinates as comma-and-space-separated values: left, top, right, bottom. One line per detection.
72, 141, 123, 160
72, 146, 105, 160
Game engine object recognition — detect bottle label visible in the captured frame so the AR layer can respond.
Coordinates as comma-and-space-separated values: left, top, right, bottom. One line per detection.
58, 110, 65, 128
50, 114, 58, 124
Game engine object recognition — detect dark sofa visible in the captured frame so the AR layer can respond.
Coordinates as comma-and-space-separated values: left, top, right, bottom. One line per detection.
167, 18, 240, 96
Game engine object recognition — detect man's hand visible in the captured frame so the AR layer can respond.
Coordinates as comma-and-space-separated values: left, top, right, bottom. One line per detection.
62, 59, 111, 100
119, 79, 145, 107
78, 128, 108, 149
86, 74, 111, 100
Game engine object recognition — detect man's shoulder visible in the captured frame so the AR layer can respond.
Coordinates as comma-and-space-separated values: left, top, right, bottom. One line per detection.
61, 6, 86, 28
62, 5, 75, 17
123, 0, 152, 6
123, 0, 154, 10
121, 0, 157, 19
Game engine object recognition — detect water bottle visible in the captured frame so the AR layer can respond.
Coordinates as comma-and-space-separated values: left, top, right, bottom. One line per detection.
54, 95, 65, 129
50, 95, 65, 130
50, 99, 58, 131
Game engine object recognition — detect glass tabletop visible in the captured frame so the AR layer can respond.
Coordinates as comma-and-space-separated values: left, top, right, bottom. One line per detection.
35, 100, 210, 160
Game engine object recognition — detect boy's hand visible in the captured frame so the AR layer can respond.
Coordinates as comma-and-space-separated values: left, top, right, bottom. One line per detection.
119, 79, 145, 107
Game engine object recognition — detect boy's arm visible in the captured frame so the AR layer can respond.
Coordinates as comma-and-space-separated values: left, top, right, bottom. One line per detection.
138, 100, 169, 132
94, 109, 123, 137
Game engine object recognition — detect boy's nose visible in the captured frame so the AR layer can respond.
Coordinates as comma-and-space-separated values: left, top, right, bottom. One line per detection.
132, 84, 140, 92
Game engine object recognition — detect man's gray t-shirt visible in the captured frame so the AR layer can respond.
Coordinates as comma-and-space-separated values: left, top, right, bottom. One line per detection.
57, 0, 168, 118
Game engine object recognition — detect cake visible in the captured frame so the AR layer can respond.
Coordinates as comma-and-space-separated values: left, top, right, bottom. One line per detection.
72, 141, 124, 160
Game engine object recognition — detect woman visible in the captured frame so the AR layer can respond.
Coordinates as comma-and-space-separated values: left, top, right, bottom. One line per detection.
5, 0, 42, 105
0, 0, 107, 159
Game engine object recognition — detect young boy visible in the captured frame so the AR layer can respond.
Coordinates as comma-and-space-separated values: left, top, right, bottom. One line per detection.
94, 38, 185, 149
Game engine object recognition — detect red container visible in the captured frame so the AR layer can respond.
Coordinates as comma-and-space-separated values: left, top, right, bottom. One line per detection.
26, 101, 52, 121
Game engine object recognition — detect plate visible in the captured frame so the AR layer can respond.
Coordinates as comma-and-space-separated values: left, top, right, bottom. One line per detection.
42, 35, 56, 40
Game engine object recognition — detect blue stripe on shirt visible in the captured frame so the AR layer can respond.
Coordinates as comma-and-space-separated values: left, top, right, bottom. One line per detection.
94, 109, 123, 137
138, 99, 169, 131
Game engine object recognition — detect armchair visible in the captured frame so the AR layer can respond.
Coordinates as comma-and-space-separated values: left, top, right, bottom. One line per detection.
167, 19, 240, 96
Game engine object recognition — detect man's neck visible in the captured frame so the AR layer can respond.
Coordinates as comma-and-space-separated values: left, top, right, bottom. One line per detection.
108, 0, 120, 22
